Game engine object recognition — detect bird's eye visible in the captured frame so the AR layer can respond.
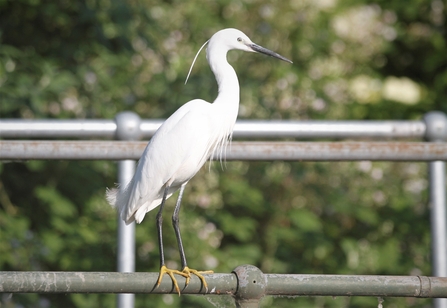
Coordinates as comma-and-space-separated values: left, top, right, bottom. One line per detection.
237, 37, 243, 42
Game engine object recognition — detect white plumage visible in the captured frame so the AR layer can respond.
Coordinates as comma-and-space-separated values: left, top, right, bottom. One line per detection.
106, 28, 291, 294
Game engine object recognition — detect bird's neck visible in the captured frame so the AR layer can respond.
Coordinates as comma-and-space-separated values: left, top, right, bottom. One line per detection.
209, 51, 240, 112
207, 51, 240, 160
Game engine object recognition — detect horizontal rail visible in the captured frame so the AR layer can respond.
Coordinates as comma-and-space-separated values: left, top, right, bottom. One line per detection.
0, 119, 119, 138
1, 269, 446, 298
0, 141, 446, 161
0, 119, 426, 139
235, 120, 426, 139
0, 271, 236, 294
265, 274, 446, 297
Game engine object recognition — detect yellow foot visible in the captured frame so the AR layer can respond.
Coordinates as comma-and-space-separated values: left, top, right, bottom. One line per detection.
182, 266, 214, 292
156, 265, 189, 295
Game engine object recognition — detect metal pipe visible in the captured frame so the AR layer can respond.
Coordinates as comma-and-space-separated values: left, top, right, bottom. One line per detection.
1, 140, 446, 161
429, 162, 447, 276
0, 119, 117, 138
114, 112, 141, 308
432, 165, 447, 308
265, 274, 445, 297
234, 120, 426, 139
424, 112, 447, 308
0, 119, 426, 139
116, 161, 136, 308
0, 270, 446, 298
0, 271, 237, 294
1, 113, 445, 308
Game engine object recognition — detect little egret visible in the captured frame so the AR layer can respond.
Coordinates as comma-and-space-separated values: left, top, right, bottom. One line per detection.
106, 28, 292, 294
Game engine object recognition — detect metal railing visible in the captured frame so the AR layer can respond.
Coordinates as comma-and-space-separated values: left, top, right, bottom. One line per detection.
1, 140, 447, 161
0, 111, 446, 308
0, 118, 427, 139
1, 265, 447, 297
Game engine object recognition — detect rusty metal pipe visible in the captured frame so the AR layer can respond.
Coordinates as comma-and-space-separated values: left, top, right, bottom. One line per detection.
1, 267, 446, 298
1, 140, 446, 161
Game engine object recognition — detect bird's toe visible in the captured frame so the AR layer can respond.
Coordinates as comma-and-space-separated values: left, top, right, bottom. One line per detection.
182, 266, 214, 292
156, 265, 189, 295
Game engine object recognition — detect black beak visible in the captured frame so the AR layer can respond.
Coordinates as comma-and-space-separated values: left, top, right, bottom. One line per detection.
249, 43, 293, 64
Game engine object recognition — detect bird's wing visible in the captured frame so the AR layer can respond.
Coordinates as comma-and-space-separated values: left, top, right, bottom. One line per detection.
120, 99, 217, 223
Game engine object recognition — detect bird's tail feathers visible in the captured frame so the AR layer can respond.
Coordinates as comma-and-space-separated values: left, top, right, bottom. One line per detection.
105, 186, 120, 208
134, 206, 148, 224
105, 179, 135, 224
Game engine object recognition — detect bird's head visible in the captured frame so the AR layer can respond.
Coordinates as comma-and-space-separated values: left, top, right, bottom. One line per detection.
210, 28, 292, 63
185, 28, 292, 84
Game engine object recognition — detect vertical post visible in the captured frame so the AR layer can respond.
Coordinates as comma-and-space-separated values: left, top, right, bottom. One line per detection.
117, 160, 136, 308
114, 112, 142, 308
424, 111, 447, 308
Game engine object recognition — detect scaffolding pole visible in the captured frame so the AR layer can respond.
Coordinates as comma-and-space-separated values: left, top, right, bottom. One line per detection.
425, 112, 447, 308
0, 266, 446, 301
1, 112, 446, 308
113, 112, 140, 308
0, 119, 426, 139
1, 140, 446, 161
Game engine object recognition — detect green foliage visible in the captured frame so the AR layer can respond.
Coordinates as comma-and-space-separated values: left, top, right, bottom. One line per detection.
0, 0, 443, 307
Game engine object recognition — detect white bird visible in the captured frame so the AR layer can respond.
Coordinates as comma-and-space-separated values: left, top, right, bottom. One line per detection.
106, 28, 292, 294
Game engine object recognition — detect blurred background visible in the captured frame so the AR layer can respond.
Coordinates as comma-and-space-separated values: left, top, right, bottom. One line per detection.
0, 0, 446, 307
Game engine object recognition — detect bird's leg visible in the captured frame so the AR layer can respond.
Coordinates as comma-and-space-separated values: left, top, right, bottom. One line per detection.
172, 184, 213, 292
172, 185, 188, 268
155, 185, 188, 295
